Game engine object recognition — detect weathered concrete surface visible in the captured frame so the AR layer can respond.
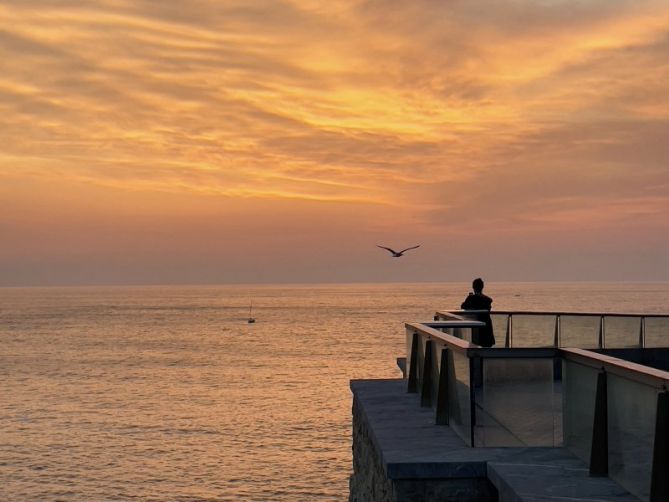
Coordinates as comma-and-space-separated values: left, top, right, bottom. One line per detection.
350, 379, 638, 502
349, 382, 497, 502
487, 449, 638, 502
349, 379, 499, 502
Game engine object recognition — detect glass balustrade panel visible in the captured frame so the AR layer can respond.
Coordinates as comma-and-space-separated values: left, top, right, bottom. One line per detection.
440, 326, 455, 339
440, 326, 477, 344
405, 328, 425, 385
417, 334, 426, 388
490, 314, 509, 347
607, 373, 657, 501
432, 341, 446, 405
458, 311, 481, 322
421, 338, 441, 405
511, 315, 557, 347
434, 326, 448, 339
405, 328, 414, 380
560, 315, 601, 348
458, 327, 474, 344
448, 349, 472, 445
562, 359, 598, 463
474, 357, 557, 446
604, 316, 642, 348
644, 317, 669, 348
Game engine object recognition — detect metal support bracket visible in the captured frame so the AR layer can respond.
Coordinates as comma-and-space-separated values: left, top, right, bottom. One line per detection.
435, 348, 450, 425
407, 332, 419, 393
651, 390, 669, 501
590, 368, 608, 476
421, 340, 433, 407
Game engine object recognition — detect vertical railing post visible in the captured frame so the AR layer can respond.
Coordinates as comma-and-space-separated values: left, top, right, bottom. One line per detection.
421, 340, 434, 407
640, 317, 646, 349
505, 314, 512, 348
408, 332, 419, 393
553, 314, 561, 347
469, 355, 478, 447
435, 348, 450, 425
598, 316, 605, 349
590, 368, 608, 476
650, 389, 669, 501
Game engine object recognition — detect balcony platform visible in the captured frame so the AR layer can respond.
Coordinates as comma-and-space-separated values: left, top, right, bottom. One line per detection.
350, 378, 637, 502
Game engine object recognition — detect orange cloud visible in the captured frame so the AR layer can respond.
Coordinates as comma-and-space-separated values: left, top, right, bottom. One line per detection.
1, 0, 669, 284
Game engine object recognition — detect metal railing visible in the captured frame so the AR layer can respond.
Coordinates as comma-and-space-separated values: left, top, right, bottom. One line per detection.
561, 348, 669, 501
404, 315, 669, 502
435, 310, 669, 349
404, 320, 483, 444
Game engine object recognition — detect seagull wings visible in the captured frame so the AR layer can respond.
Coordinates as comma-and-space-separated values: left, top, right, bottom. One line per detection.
376, 245, 399, 254
376, 244, 421, 256
398, 245, 420, 254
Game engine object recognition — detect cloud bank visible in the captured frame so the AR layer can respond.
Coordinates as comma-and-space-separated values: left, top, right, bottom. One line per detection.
1, 0, 668, 284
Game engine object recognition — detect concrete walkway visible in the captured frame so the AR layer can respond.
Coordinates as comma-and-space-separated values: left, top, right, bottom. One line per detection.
351, 379, 639, 501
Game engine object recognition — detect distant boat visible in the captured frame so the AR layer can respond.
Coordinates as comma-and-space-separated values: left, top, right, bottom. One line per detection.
247, 302, 256, 324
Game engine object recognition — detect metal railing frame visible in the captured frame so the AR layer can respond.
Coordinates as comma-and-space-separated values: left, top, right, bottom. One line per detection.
405, 316, 669, 501
436, 309, 669, 349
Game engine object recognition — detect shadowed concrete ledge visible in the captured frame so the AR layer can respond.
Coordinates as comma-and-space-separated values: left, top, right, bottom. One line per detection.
349, 379, 638, 502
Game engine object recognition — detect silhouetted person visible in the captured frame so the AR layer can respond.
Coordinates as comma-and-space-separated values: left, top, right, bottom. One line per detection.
461, 278, 495, 347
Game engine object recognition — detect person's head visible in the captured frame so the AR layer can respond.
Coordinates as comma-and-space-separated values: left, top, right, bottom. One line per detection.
472, 278, 484, 293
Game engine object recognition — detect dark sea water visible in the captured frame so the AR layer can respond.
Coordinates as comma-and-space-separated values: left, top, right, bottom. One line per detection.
2, 282, 669, 501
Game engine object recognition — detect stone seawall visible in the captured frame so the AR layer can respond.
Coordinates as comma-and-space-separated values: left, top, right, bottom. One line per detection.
349, 390, 497, 502
350, 379, 638, 502
349, 396, 393, 502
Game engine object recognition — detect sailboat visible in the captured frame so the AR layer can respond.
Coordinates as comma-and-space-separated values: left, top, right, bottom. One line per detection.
247, 301, 256, 324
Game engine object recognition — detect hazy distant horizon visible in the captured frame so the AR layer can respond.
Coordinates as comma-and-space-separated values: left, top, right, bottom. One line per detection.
3, 278, 669, 289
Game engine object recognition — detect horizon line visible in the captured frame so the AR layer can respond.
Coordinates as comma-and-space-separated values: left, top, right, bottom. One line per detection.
2, 279, 669, 289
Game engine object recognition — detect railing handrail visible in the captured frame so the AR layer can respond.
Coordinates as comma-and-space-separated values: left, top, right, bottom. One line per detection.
412, 318, 669, 387
562, 347, 669, 389
406, 320, 669, 389
438, 309, 669, 318
468, 347, 559, 358
405, 321, 484, 353
436, 311, 467, 320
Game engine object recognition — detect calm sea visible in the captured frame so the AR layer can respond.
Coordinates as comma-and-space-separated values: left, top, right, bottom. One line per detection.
2, 282, 669, 501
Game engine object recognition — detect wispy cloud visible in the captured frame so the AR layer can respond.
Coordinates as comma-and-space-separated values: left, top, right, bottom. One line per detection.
1, 0, 669, 283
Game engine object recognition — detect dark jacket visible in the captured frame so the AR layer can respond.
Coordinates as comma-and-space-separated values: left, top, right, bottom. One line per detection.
461, 293, 495, 347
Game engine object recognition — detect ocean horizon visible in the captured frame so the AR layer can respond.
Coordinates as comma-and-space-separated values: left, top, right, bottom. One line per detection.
4, 279, 669, 288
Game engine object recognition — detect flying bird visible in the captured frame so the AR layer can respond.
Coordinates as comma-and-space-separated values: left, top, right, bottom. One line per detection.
376, 244, 421, 257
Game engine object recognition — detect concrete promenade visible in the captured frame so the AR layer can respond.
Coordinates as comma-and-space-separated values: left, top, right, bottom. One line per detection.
350, 378, 638, 502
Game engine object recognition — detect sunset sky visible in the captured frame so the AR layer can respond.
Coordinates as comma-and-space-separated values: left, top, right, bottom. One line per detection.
1, 0, 668, 286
